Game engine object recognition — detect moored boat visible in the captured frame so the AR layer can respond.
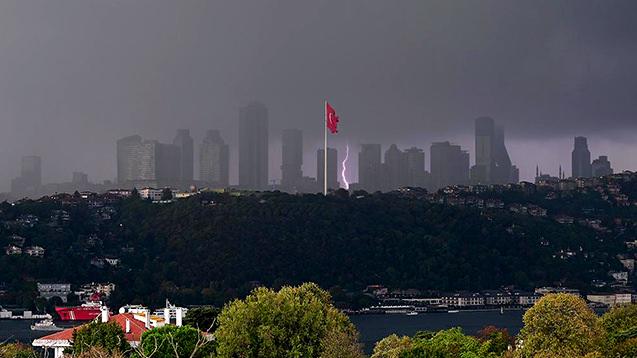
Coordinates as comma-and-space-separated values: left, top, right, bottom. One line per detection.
31, 319, 63, 331
55, 302, 104, 321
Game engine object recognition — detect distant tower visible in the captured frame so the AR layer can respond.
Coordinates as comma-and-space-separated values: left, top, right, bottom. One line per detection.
239, 102, 269, 190
405, 147, 426, 188
317, 148, 338, 191
383, 144, 408, 191
430, 142, 469, 189
358, 144, 382, 192
117, 135, 143, 184
474, 117, 495, 184
21, 156, 42, 188
11, 156, 42, 196
281, 129, 303, 190
571, 136, 592, 178
592, 156, 613, 177
173, 129, 194, 184
199, 130, 229, 188
472, 117, 515, 184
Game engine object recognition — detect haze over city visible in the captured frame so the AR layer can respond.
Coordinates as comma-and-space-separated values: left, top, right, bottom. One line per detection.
2, 0, 637, 191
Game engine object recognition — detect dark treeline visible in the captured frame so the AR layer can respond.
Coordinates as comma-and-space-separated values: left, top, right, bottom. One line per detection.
0, 189, 626, 309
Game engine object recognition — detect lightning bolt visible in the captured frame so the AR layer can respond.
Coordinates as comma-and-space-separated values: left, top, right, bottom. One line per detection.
341, 144, 350, 190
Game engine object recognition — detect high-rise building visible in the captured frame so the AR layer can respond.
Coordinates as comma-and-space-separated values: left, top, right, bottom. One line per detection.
592, 155, 613, 177
404, 147, 427, 188
199, 130, 229, 187
173, 129, 194, 184
21, 156, 42, 188
571, 136, 592, 178
317, 148, 338, 191
383, 144, 408, 191
358, 144, 382, 192
281, 129, 303, 190
430, 142, 469, 189
474, 117, 495, 184
239, 102, 269, 190
471, 117, 515, 185
117, 135, 143, 184
11, 156, 42, 195
116, 135, 181, 187
72, 172, 89, 186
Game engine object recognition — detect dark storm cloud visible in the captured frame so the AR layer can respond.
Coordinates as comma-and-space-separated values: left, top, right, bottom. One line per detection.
1, 0, 637, 188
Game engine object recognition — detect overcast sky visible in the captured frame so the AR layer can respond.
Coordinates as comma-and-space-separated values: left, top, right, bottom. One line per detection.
2, 0, 637, 190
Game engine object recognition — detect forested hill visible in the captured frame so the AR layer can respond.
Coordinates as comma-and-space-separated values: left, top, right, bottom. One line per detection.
0, 189, 628, 308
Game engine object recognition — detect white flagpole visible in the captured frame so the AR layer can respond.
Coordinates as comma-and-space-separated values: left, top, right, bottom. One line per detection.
324, 100, 328, 195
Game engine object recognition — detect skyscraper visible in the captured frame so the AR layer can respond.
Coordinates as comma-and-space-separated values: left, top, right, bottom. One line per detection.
358, 144, 382, 192
430, 142, 469, 189
239, 102, 269, 190
317, 148, 338, 191
11, 155, 43, 195
117, 135, 143, 184
474, 117, 495, 184
281, 129, 303, 190
199, 130, 229, 187
173, 129, 194, 184
116, 135, 181, 187
572, 136, 592, 178
383, 144, 408, 191
592, 155, 613, 177
471, 117, 515, 185
404, 147, 427, 188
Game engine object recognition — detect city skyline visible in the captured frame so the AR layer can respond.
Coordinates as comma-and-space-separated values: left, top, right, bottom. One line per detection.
3, 1, 637, 191
3, 118, 625, 196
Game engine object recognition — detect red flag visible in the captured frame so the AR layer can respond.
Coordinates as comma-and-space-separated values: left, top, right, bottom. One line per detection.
326, 102, 339, 134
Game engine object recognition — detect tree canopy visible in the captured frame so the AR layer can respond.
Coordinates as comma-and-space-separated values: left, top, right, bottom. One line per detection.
515, 294, 603, 357
214, 283, 362, 358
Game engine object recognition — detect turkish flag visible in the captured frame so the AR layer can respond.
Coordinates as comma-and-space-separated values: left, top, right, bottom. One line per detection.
326, 102, 339, 134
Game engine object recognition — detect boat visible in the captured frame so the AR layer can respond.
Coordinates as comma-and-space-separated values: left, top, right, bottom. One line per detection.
447, 310, 460, 313
406, 311, 419, 316
31, 319, 63, 331
55, 302, 104, 321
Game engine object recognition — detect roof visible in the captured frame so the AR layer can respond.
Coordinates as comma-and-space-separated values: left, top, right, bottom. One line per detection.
33, 313, 148, 348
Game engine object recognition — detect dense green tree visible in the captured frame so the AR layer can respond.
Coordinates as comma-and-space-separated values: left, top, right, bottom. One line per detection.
183, 306, 220, 332
214, 283, 362, 358
71, 321, 130, 355
137, 325, 215, 358
0, 343, 38, 358
371, 334, 413, 358
515, 294, 602, 358
400, 328, 483, 358
600, 304, 637, 357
